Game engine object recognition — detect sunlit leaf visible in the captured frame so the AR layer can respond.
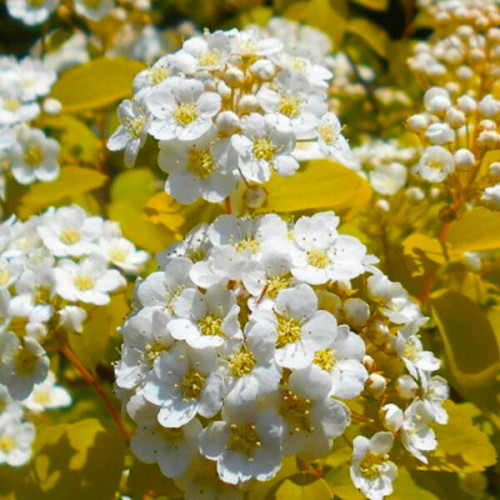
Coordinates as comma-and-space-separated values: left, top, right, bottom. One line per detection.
275, 473, 332, 500
347, 18, 390, 58
51, 58, 144, 112
350, 0, 388, 11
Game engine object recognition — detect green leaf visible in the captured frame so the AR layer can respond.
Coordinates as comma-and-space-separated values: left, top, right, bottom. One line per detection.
275, 474, 332, 499
51, 57, 144, 112
346, 18, 390, 58
325, 465, 364, 500
17, 166, 107, 219
446, 207, 500, 252
350, 0, 388, 10
68, 291, 130, 374
108, 169, 175, 253
127, 460, 183, 499
283, 0, 347, 47
257, 160, 371, 217
429, 289, 500, 412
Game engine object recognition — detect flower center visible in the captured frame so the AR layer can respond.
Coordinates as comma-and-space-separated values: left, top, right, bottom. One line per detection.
60, 228, 81, 245
145, 342, 169, 365
180, 367, 205, 399
427, 159, 443, 172
187, 149, 215, 178
0, 436, 16, 453
278, 95, 301, 117
125, 116, 146, 138
359, 453, 386, 479
149, 66, 169, 85
34, 390, 52, 406
279, 388, 312, 432
174, 103, 198, 125
199, 50, 220, 67
276, 316, 301, 348
34, 285, 51, 304
160, 426, 184, 443
307, 249, 330, 268
109, 248, 127, 262
74, 275, 95, 292
14, 348, 39, 376
3, 99, 20, 111
318, 125, 337, 145
198, 314, 223, 337
266, 275, 291, 299
228, 347, 256, 378
289, 57, 306, 72
313, 349, 336, 372
404, 341, 419, 361
235, 236, 259, 253
227, 423, 261, 456
24, 146, 43, 166
252, 138, 275, 162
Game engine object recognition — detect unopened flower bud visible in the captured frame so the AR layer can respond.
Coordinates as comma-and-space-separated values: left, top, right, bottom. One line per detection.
244, 186, 266, 209
362, 355, 376, 373
238, 94, 258, 113
381, 404, 403, 432
457, 95, 477, 114
375, 199, 390, 212
396, 375, 418, 399
489, 162, 500, 177
407, 113, 428, 131
366, 373, 386, 397
343, 298, 370, 329
454, 148, 476, 168
250, 59, 276, 80
446, 107, 466, 128
224, 67, 244, 87
43, 98, 62, 115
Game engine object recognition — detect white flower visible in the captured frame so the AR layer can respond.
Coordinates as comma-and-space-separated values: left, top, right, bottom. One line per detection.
199, 408, 284, 485
22, 371, 71, 412
369, 162, 407, 195
232, 113, 298, 183
290, 212, 366, 284
54, 254, 126, 305
74, 0, 113, 21
0, 415, 35, 466
0, 83, 39, 125
0, 333, 49, 399
147, 77, 221, 141
168, 285, 241, 349
37, 205, 103, 257
143, 342, 224, 427
306, 324, 368, 399
420, 372, 449, 424
351, 432, 397, 500
413, 146, 455, 182
108, 99, 150, 167
6, 0, 58, 26
395, 319, 441, 378
254, 284, 337, 369
115, 310, 173, 391
158, 128, 237, 204
178, 32, 231, 72
401, 400, 437, 463
97, 236, 148, 272
8, 127, 60, 185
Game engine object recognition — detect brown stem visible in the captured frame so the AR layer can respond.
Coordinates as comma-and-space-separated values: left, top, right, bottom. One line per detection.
60, 343, 130, 441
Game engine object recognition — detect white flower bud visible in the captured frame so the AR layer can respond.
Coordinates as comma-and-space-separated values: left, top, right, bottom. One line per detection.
238, 94, 258, 113
478, 95, 500, 118
59, 306, 87, 333
425, 123, 455, 145
362, 355, 376, 372
454, 148, 476, 168
477, 131, 500, 149
430, 187, 441, 200
382, 404, 403, 432
366, 373, 386, 397
457, 95, 477, 114
480, 119, 497, 131
469, 48, 485, 63
224, 67, 244, 87
445, 107, 466, 128
375, 199, 390, 212
42, 98, 62, 115
396, 375, 418, 399
406, 187, 425, 200
244, 187, 266, 208
216, 111, 239, 134
444, 82, 460, 96
216, 81, 231, 99
481, 184, 500, 210
250, 59, 276, 80
456, 65, 473, 80
463, 251, 482, 272
489, 162, 500, 177
407, 113, 429, 131
343, 298, 370, 328
424, 87, 451, 113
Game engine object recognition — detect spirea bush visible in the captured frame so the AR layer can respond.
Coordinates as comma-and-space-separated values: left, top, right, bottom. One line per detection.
0, 0, 498, 499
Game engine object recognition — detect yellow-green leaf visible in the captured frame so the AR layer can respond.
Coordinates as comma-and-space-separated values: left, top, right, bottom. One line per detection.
275, 474, 332, 500
429, 289, 500, 412
257, 160, 371, 217
51, 57, 144, 112
446, 207, 500, 252
325, 465, 364, 500
350, 0, 388, 10
17, 166, 107, 219
283, 0, 347, 46
108, 169, 175, 253
347, 18, 390, 58
416, 401, 497, 473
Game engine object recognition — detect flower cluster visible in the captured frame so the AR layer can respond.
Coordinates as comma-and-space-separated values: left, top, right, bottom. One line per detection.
108, 27, 356, 204
0, 205, 147, 430
0, 375, 70, 467
115, 211, 448, 500
0, 56, 62, 192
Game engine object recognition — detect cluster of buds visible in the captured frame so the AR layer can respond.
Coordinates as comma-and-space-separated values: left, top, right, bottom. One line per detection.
108, 27, 356, 205
115, 211, 448, 500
